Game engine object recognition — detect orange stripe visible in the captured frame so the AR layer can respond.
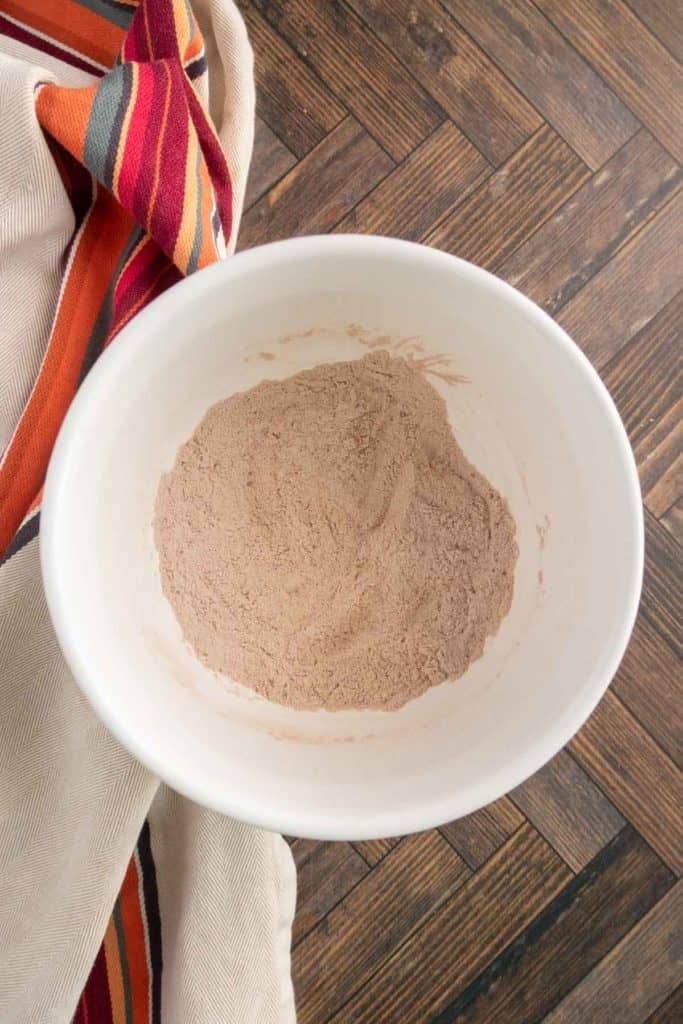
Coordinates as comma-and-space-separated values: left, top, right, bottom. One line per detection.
0, 191, 135, 554
196, 157, 217, 269
3, 0, 124, 68
36, 83, 97, 165
172, 126, 199, 268
112, 65, 139, 198
119, 856, 150, 1024
184, 33, 204, 64
113, 62, 139, 196
171, 0, 191, 56
103, 917, 128, 1024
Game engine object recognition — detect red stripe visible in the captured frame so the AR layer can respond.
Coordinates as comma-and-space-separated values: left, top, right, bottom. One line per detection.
149, 62, 188, 259
82, 944, 114, 1024
142, 0, 177, 58
71, 994, 86, 1024
132, 62, 167, 225
0, 14, 105, 75
112, 236, 162, 318
117, 66, 154, 212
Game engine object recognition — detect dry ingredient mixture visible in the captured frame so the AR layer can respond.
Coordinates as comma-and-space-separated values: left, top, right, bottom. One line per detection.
154, 351, 517, 711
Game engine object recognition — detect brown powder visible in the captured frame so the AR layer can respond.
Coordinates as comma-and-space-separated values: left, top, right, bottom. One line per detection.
154, 351, 517, 711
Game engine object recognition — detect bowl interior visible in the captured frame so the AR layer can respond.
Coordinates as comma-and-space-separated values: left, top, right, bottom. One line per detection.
42, 237, 642, 838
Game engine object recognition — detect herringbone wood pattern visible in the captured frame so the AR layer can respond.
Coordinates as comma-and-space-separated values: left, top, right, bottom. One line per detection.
237, 2, 683, 1019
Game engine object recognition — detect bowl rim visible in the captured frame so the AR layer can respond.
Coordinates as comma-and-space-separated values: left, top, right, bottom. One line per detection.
41, 233, 644, 839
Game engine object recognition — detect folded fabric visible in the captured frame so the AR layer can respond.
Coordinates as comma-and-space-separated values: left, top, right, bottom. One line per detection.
0, 1, 296, 1020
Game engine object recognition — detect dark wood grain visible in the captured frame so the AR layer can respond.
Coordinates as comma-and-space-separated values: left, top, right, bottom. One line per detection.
239, 118, 393, 249
440, 795, 524, 869
500, 131, 681, 316
251, 0, 443, 160
444, 0, 638, 169
626, 0, 683, 64
613, 615, 683, 770
241, 2, 345, 157
335, 120, 490, 240
245, 116, 296, 209
646, 981, 683, 1023
240, 4, 683, 1017
511, 750, 625, 872
642, 510, 683, 659
557, 189, 683, 368
344, 0, 541, 166
603, 291, 683, 515
330, 826, 571, 1023
432, 827, 674, 1024
662, 499, 683, 549
352, 836, 401, 866
293, 831, 470, 1024
569, 691, 683, 875
291, 839, 368, 945
425, 123, 589, 268
537, 0, 683, 163
544, 878, 683, 1024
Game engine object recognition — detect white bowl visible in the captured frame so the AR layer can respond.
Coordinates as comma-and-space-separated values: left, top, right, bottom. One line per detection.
41, 235, 643, 839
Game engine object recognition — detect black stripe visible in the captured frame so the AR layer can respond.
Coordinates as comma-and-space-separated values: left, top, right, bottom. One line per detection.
77, 0, 134, 31
104, 62, 133, 191
0, 511, 40, 569
186, 54, 208, 81
137, 820, 163, 1024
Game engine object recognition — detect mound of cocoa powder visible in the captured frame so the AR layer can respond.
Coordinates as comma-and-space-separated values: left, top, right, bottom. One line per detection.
154, 351, 517, 711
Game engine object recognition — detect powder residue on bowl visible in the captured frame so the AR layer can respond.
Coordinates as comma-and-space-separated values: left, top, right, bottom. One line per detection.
154, 351, 518, 711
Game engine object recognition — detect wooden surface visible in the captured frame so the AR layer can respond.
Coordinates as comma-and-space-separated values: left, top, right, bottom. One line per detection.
237, 2, 683, 1019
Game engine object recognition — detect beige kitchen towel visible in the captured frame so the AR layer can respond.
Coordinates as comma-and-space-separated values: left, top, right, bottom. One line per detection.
0, 2, 296, 1021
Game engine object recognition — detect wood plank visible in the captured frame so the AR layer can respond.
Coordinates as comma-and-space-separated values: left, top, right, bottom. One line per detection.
646, 981, 683, 1023
537, 0, 683, 162
511, 749, 625, 872
557, 190, 683, 369
602, 291, 683, 515
291, 839, 368, 946
241, 2, 345, 158
569, 690, 683, 875
352, 836, 401, 866
425, 124, 588, 269
335, 121, 490, 241
642, 509, 683, 659
444, 0, 637, 169
345, 0, 541, 166
293, 831, 470, 1024
662, 498, 683, 549
330, 825, 572, 1023
646, 449, 683, 520
604, 291, 682, 451
432, 827, 674, 1024
544, 878, 683, 1024
500, 131, 682, 316
238, 118, 393, 250
613, 614, 683, 770
440, 796, 524, 870
626, 0, 683, 64
251, 0, 443, 160
244, 117, 296, 210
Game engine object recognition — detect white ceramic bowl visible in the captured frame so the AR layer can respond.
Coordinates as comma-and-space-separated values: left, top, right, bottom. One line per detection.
41, 235, 643, 839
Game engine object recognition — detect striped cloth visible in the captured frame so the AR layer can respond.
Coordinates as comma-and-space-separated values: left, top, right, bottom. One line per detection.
0, 0, 236, 553
0, 2, 296, 1022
